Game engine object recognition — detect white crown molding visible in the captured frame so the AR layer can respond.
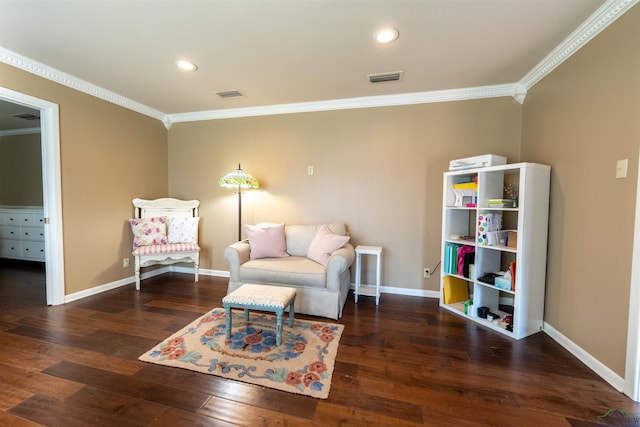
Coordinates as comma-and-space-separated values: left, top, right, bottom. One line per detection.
0, 47, 166, 123
167, 83, 523, 124
519, 0, 639, 90
0, 127, 40, 136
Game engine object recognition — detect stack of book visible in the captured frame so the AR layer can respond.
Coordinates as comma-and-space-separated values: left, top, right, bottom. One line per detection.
488, 198, 515, 208
444, 243, 475, 277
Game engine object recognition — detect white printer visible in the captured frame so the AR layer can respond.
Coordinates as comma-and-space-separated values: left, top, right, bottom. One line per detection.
449, 154, 507, 171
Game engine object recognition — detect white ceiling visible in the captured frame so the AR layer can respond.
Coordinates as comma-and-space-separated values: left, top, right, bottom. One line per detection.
0, 0, 631, 128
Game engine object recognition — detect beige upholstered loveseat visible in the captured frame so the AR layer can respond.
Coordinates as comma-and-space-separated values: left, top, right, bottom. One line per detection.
223, 223, 355, 319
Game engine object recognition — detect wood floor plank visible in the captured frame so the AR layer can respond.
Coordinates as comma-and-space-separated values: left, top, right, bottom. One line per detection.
0, 362, 83, 401
0, 410, 44, 427
42, 361, 211, 414
146, 406, 238, 427
62, 386, 168, 425
0, 330, 143, 376
9, 394, 142, 427
134, 364, 319, 419
328, 371, 425, 424
313, 401, 423, 427
7, 325, 160, 360
198, 394, 317, 426
0, 383, 34, 412
0, 332, 61, 371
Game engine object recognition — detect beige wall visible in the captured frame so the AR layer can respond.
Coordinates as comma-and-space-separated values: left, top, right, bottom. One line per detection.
522, 6, 640, 376
169, 99, 522, 290
0, 132, 43, 206
0, 63, 168, 294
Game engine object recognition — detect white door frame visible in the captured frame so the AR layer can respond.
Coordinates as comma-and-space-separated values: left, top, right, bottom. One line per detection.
625, 149, 640, 401
0, 87, 65, 305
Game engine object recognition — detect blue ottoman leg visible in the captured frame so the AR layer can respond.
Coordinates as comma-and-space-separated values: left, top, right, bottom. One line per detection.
288, 298, 295, 328
276, 309, 283, 346
225, 306, 231, 339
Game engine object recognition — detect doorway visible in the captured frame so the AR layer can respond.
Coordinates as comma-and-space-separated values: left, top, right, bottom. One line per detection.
0, 87, 64, 305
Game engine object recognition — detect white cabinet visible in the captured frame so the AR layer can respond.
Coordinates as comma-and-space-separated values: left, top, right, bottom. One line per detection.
0, 207, 45, 262
440, 163, 550, 339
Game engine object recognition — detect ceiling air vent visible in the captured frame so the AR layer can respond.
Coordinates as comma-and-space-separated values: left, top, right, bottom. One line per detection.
11, 113, 40, 120
216, 90, 245, 99
368, 71, 404, 84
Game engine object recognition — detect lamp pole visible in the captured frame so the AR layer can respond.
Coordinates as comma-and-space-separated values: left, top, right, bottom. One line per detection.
218, 163, 259, 243
237, 184, 242, 241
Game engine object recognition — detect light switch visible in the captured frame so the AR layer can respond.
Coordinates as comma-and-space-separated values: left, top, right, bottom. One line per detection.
616, 159, 628, 179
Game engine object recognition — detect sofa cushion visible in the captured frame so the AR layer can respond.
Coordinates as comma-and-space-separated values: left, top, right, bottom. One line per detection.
245, 223, 290, 260
307, 224, 351, 266
285, 223, 347, 257
239, 257, 327, 288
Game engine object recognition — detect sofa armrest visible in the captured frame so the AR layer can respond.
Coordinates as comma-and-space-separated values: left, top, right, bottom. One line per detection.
223, 241, 250, 281
326, 243, 355, 291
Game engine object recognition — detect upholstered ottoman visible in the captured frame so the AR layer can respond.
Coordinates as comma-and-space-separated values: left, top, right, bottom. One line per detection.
222, 284, 296, 346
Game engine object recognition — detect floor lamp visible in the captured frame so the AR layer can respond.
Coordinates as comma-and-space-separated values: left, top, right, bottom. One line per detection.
218, 163, 259, 241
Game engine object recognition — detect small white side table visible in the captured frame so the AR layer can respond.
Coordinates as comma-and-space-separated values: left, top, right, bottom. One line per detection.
354, 245, 383, 305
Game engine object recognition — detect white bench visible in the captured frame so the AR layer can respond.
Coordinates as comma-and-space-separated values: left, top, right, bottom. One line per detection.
222, 284, 296, 346
131, 198, 200, 290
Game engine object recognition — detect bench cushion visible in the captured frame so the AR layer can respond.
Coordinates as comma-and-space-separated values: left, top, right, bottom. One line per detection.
133, 243, 200, 256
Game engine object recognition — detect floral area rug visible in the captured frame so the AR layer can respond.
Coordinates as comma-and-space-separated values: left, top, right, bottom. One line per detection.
139, 308, 344, 399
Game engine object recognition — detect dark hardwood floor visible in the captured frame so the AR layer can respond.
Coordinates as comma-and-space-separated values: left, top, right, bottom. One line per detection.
1, 260, 638, 426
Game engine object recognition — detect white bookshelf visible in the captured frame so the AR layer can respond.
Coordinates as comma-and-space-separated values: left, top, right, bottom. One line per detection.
440, 163, 550, 339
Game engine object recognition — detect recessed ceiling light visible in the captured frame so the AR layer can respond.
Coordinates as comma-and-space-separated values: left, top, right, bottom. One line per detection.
176, 60, 198, 71
373, 28, 399, 44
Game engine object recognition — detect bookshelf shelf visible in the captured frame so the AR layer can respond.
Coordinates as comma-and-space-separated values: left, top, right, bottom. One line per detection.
439, 162, 550, 340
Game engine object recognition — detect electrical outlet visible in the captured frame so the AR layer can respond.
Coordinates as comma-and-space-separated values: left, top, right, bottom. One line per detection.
423, 268, 431, 278
308, 165, 314, 175
123, 257, 130, 268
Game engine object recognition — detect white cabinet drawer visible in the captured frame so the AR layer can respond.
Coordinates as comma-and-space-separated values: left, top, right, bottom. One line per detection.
0, 239, 21, 258
1, 212, 43, 225
23, 213, 45, 226
22, 241, 45, 261
22, 226, 45, 241
0, 225, 19, 239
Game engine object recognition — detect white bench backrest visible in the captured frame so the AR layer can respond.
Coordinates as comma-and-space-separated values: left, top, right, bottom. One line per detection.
133, 198, 199, 220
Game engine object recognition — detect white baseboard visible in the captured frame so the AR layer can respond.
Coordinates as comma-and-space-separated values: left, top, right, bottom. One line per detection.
171, 266, 230, 277
64, 267, 169, 302
64, 267, 228, 303
543, 321, 624, 392
350, 283, 440, 299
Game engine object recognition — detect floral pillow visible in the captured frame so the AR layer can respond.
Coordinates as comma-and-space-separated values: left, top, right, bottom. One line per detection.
129, 217, 167, 248
307, 224, 350, 266
245, 223, 290, 260
167, 217, 200, 244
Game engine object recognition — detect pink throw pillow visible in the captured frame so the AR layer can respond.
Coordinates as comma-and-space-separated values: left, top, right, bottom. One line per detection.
307, 224, 350, 266
129, 217, 168, 248
245, 223, 290, 260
